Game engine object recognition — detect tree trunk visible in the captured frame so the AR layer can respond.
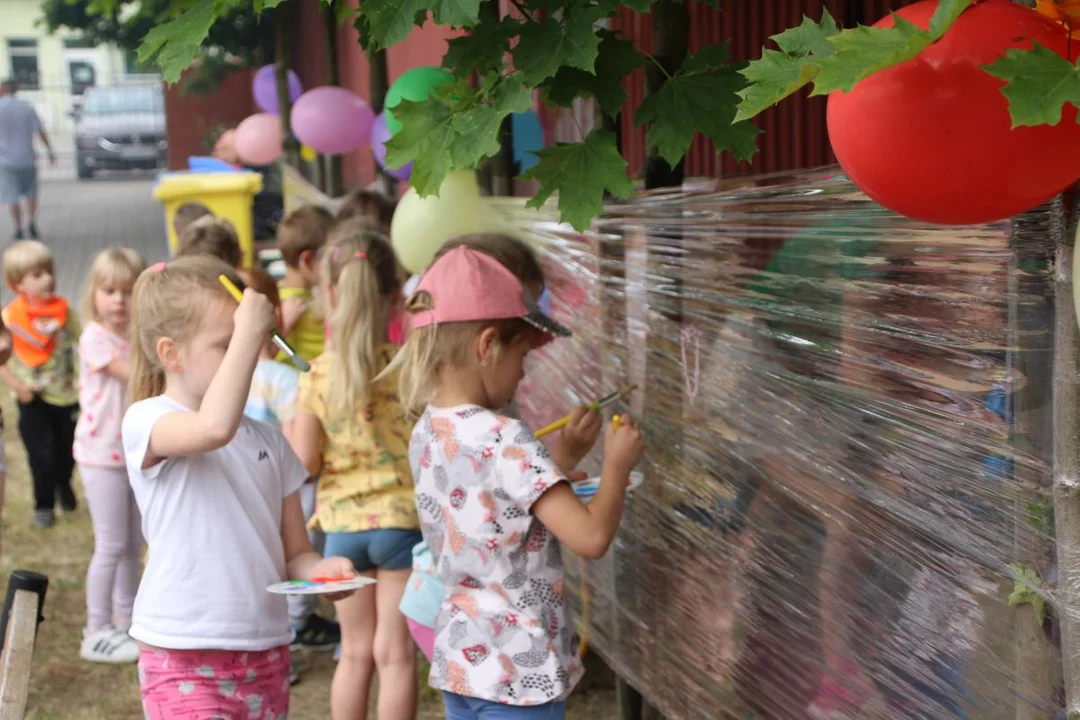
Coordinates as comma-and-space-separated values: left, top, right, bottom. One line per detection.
369, 46, 393, 195
322, 3, 344, 197
274, 2, 299, 170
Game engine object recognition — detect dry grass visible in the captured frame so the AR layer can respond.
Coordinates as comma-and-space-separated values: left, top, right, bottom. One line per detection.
0, 392, 617, 718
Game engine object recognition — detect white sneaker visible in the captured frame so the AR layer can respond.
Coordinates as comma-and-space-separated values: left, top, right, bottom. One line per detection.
80, 626, 139, 664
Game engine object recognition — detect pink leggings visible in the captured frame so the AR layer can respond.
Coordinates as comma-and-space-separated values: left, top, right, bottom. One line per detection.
407, 618, 435, 661
139, 645, 290, 719
79, 465, 142, 633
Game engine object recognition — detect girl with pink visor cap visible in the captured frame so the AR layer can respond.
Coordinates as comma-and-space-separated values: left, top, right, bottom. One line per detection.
387, 234, 645, 720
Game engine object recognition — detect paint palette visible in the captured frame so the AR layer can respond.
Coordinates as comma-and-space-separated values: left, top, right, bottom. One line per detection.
572, 471, 644, 504
266, 576, 376, 596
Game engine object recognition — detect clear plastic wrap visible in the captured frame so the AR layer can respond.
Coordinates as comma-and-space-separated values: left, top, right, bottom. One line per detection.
494, 168, 1069, 719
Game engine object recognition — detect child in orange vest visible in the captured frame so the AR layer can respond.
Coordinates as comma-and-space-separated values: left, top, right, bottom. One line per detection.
0, 240, 80, 528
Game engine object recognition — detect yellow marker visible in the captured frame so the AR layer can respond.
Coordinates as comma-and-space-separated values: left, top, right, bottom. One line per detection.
534, 384, 638, 438
612, 414, 621, 433
219, 274, 311, 373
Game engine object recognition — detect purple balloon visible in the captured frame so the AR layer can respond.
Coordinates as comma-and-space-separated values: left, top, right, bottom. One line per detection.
291, 87, 375, 156
252, 65, 303, 115
370, 112, 412, 182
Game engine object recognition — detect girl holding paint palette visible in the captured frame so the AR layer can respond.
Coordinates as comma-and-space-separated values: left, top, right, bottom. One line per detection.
391, 235, 645, 720
121, 255, 358, 719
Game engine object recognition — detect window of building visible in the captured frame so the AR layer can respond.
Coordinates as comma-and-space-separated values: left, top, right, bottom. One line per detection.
7, 39, 39, 90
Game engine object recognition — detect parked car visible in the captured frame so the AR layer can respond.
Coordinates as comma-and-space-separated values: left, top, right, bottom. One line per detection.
74, 85, 167, 180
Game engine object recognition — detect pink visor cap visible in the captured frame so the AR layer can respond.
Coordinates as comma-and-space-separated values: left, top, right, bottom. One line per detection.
409, 245, 572, 342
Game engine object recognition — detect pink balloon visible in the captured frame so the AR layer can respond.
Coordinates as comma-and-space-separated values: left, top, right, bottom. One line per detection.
233, 113, 282, 167
292, 87, 375, 155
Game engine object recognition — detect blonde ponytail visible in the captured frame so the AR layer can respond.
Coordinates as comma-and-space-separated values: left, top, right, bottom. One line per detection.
322, 219, 401, 422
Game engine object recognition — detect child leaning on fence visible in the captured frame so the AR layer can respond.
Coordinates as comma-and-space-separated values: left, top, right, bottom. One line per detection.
393, 234, 642, 720
120, 255, 358, 718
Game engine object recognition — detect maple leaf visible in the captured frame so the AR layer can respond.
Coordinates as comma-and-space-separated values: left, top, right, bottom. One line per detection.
929, 0, 974, 38
811, 16, 931, 95
442, 17, 520, 76
430, 0, 483, 28
636, 45, 760, 166
520, 130, 633, 232
542, 31, 644, 116
771, 9, 839, 56
385, 80, 531, 195
984, 42, 1080, 127
362, 0, 427, 50
510, 6, 606, 86
137, 0, 225, 84
735, 11, 837, 121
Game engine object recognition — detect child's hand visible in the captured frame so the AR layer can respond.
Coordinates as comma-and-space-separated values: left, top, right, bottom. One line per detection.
234, 288, 275, 341
602, 414, 645, 479
557, 406, 603, 468
15, 384, 34, 405
308, 556, 360, 602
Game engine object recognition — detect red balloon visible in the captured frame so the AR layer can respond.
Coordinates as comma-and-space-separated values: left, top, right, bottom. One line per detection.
827, 0, 1080, 224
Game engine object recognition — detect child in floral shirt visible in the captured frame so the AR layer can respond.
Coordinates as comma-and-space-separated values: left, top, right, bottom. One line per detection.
392, 236, 644, 718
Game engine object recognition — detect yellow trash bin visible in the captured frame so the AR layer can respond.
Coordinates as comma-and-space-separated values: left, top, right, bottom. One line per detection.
154, 171, 263, 267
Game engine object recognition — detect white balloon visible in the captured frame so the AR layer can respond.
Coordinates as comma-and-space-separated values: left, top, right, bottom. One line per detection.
390, 170, 493, 274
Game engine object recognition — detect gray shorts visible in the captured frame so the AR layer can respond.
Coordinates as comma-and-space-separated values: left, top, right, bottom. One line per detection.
0, 166, 37, 204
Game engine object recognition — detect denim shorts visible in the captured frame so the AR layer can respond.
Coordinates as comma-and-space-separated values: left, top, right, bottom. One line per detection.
0, 166, 37, 203
323, 528, 422, 573
443, 692, 565, 720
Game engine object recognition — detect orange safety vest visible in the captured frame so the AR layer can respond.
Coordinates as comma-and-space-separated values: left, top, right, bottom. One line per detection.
5, 295, 69, 368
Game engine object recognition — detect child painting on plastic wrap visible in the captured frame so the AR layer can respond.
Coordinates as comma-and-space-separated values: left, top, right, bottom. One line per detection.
393, 235, 643, 719
121, 256, 358, 718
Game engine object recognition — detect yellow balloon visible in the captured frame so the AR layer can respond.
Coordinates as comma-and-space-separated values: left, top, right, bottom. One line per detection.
391, 170, 495, 273
300, 144, 317, 163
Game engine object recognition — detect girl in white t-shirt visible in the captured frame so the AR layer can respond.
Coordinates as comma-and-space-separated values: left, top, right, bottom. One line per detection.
74, 248, 146, 666
121, 255, 358, 719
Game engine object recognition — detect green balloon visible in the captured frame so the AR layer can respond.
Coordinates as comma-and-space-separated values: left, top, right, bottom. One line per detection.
384, 67, 455, 134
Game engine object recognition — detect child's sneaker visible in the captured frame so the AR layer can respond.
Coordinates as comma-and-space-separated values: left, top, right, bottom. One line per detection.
290, 656, 303, 685
80, 626, 139, 664
32, 509, 55, 528
290, 614, 341, 652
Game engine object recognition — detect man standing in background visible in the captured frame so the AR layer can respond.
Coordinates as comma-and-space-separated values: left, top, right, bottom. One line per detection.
0, 80, 56, 240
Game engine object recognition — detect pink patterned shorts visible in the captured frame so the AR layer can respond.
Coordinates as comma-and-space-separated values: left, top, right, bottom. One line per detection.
138, 644, 290, 719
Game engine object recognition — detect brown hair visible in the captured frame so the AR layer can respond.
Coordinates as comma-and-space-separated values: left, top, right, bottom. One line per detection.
321, 218, 401, 421
389, 234, 544, 415
80, 247, 147, 325
129, 255, 241, 402
236, 267, 281, 307
173, 203, 213, 237
335, 189, 396, 229
276, 205, 334, 268
177, 216, 242, 268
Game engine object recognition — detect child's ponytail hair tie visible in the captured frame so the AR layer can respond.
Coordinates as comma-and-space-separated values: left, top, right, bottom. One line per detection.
150, 261, 168, 273
331, 245, 369, 263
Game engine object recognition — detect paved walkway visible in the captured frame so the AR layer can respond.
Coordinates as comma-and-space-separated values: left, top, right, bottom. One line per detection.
0, 177, 166, 301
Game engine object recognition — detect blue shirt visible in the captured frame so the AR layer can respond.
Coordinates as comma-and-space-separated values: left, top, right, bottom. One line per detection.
244, 359, 299, 426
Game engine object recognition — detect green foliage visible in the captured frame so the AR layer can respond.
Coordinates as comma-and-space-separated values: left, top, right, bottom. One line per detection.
130, 0, 1069, 229
1007, 563, 1047, 626
984, 42, 1080, 127
520, 130, 633, 231
636, 43, 759, 166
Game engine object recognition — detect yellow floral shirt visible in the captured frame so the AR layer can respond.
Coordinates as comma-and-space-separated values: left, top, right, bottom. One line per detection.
298, 346, 417, 533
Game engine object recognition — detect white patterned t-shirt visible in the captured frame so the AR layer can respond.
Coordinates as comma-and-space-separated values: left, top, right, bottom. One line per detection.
410, 404, 584, 705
